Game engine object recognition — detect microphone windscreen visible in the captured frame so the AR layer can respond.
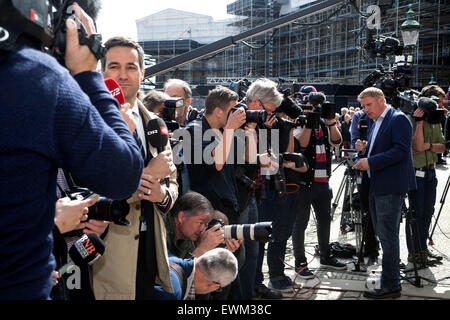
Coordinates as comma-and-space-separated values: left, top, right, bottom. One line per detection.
418, 97, 438, 115
308, 92, 326, 105
68, 233, 106, 267
104, 78, 125, 105
147, 118, 169, 148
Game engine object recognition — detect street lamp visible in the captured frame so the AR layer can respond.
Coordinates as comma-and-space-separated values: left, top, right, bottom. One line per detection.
401, 4, 420, 48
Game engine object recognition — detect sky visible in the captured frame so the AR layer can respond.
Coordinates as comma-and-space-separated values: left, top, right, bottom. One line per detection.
96, 0, 235, 41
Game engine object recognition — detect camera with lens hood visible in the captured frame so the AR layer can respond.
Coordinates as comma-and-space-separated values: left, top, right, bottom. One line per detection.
206, 218, 273, 243
66, 186, 130, 226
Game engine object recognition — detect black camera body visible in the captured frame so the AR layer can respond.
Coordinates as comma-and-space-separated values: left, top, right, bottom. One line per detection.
231, 103, 268, 128
161, 97, 184, 123
65, 186, 130, 226
0, 0, 105, 64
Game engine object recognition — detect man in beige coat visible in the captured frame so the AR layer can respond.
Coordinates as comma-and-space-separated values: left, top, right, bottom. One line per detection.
93, 37, 178, 299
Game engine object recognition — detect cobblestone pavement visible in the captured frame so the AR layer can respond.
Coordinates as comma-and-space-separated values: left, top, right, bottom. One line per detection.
259, 159, 450, 300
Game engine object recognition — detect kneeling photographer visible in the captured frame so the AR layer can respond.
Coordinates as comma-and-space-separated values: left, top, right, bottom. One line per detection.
164, 191, 242, 260
291, 89, 348, 281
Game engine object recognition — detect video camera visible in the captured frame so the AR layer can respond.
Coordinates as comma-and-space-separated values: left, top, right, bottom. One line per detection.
206, 218, 273, 243
275, 95, 336, 130
362, 66, 446, 124
365, 29, 404, 60
0, 0, 105, 64
65, 186, 130, 226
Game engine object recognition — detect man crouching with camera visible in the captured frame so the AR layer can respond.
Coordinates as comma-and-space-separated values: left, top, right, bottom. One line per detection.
291, 88, 347, 281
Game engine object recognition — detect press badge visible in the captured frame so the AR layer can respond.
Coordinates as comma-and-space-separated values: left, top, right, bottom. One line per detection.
416, 170, 425, 178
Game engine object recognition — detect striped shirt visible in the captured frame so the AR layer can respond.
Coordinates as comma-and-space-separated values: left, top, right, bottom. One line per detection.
314, 127, 329, 183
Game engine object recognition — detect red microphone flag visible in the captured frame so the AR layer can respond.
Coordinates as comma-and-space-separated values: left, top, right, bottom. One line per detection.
104, 78, 125, 105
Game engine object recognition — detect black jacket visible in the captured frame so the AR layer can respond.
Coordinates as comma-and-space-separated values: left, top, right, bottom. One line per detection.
294, 120, 341, 188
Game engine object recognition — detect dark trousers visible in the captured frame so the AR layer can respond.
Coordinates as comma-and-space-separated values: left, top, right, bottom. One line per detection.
405, 168, 438, 254
292, 182, 333, 265
237, 196, 259, 300
254, 187, 299, 285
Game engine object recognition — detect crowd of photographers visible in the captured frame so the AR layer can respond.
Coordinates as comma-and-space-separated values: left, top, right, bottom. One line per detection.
1, 0, 450, 301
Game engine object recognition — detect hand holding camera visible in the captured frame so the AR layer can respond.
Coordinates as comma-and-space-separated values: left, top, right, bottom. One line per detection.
64, 3, 99, 75
54, 195, 99, 234
226, 107, 246, 130
195, 224, 225, 256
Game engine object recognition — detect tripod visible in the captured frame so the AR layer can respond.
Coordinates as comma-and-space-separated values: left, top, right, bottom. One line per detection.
331, 150, 365, 271
401, 190, 436, 288
428, 174, 450, 245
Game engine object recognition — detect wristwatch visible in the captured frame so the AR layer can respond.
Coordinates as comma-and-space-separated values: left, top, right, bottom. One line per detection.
428, 143, 433, 151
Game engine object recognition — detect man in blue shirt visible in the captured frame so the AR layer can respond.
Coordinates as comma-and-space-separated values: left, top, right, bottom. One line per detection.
353, 87, 416, 299
0, 4, 143, 299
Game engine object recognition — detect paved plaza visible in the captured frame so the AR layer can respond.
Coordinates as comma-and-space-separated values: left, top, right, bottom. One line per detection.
259, 159, 450, 300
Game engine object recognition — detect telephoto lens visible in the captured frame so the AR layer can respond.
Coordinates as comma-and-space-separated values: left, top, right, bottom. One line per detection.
223, 222, 273, 242
65, 187, 130, 226
88, 198, 131, 226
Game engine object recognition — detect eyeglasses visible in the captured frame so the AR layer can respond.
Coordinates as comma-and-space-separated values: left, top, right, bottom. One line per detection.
259, 99, 266, 110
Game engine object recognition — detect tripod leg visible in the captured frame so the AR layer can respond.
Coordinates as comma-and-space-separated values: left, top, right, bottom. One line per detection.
428, 174, 450, 245
331, 171, 347, 220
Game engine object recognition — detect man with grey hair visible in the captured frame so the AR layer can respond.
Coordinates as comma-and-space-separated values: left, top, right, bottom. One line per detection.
152, 248, 238, 300
245, 78, 284, 116
164, 78, 200, 126
242, 78, 292, 299
340, 107, 348, 122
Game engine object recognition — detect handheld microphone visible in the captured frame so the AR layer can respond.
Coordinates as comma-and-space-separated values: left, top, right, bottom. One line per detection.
357, 118, 368, 141
104, 78, 125, 105
147, 118, 171, 187
58, 233, 106, 276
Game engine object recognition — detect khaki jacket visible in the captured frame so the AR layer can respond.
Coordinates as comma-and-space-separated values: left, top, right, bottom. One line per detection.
93, 100, 178, 300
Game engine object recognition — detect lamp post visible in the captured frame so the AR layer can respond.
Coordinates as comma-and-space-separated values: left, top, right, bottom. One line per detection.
400, 4, 420, 86
401, 5, 420, 48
